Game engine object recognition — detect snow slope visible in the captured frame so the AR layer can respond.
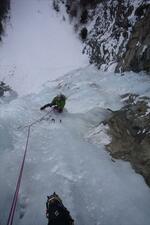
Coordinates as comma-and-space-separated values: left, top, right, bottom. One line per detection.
0, 0, 87, 96
0, 67, 150, 225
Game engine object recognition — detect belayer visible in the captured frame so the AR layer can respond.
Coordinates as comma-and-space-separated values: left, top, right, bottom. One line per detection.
40, 94, 66, 113
46, 192, 74, 225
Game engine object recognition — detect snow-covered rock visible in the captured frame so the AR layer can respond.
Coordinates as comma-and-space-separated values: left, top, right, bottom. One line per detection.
106, 95, 150, 186
56, 0, 150, 73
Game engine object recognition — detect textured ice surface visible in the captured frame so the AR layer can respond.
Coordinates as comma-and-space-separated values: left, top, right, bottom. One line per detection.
0, 66, 150, 225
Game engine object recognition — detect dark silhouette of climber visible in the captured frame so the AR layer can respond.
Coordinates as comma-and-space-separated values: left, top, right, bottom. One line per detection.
46, 193, 74, 225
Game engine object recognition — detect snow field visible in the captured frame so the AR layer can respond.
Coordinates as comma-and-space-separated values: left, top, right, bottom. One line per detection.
0, 0, 88, 95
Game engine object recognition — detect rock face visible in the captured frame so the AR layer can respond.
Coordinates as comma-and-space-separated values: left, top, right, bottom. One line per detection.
106, 95, 150, 187
116, 4, 150, 73
0, 0, 10, 39
0, 81, 17, 103
83, 0, 136, 70
0, 81, 11, 96
54, 0, 150, 74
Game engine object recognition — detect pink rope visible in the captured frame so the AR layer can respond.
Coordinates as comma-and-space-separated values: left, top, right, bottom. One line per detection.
7, 126, 31, 225
7, 109, 53, 225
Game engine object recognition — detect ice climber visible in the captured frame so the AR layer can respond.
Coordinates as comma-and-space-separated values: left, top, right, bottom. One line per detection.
40, 94, 66, 113
46, 192, 74, 225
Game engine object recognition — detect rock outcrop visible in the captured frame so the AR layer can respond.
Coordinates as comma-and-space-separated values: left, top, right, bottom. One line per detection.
105, 95, 150, 187
0, 0, 10, 39
53, 0, 150, 74
116, 4, 150, 73
0, 81, 11, 97
0, 81, 17, 104
83, 0, 136, 70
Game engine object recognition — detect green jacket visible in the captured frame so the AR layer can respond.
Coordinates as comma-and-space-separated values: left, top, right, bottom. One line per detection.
51, 95, 66, 110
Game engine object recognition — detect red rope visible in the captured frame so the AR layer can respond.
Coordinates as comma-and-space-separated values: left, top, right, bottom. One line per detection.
7, 126, 31, 225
